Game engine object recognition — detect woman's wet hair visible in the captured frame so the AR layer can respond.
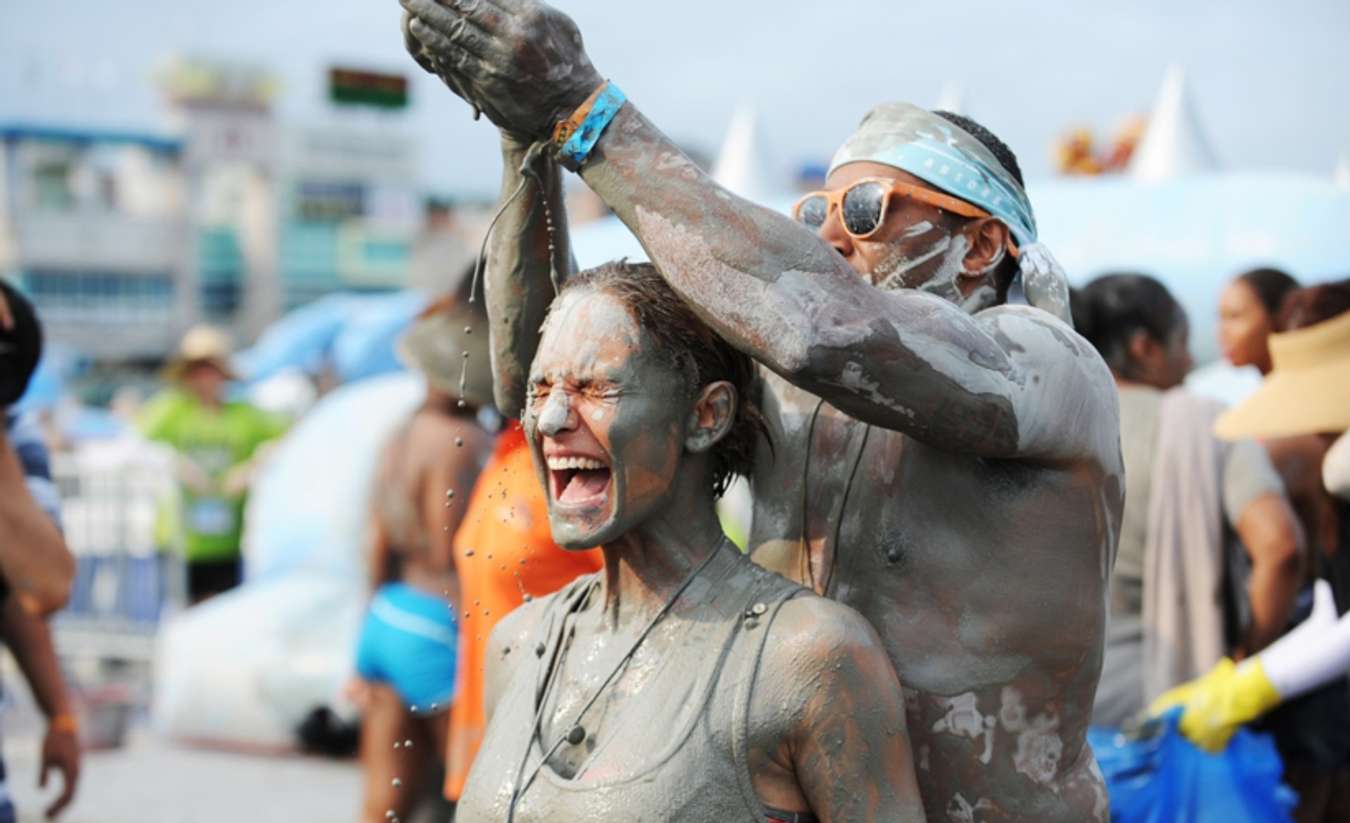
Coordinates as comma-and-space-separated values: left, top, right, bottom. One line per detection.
1235, 267, 1300, 323
1070, 272, 1183, 375
558, 260, 768, 496
1278, 278, 1350, 331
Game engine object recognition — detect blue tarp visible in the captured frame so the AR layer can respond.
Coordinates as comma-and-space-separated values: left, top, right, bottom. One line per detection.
330, 291, 426, 383
233, 294, 360, 381
234, 291, 426, 385
1089, 711, 1296, 822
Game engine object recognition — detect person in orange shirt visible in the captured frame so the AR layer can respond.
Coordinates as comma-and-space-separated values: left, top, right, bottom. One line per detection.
443, 421, 602, 801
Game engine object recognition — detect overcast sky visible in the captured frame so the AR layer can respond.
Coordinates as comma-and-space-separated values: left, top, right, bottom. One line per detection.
2, 0, 1347, 196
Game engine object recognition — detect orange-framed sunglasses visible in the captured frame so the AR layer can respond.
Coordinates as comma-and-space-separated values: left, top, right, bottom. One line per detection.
792, 178, 1019, 256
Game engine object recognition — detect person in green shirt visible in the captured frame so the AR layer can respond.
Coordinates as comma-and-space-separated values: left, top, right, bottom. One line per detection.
140, 326, 286, 603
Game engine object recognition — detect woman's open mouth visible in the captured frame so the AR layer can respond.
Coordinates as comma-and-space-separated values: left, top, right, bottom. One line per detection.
546, 455, 612, 507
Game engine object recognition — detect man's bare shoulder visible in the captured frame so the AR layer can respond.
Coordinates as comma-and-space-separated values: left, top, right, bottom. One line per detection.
976, 305, 1120, 465
975, 305, 1111, 388
760, 593, 893, 687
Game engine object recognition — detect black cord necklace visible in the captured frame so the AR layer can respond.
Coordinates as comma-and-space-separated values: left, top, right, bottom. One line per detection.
797, 398, 871, 596
505, 537, 730, 822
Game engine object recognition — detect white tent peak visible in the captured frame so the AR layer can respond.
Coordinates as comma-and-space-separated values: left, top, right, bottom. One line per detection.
1334, 151, 1350, 190
711, 103, 779, 202
934, 81, 965, 116
1130, 64, 1218, 183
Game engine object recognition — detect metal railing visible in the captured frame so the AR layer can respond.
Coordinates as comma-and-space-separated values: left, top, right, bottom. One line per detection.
50, 443, 183, 663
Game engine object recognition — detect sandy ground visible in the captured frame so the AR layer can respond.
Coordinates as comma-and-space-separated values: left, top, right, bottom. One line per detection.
2, 724, 362, 823
0, 651, 363, 823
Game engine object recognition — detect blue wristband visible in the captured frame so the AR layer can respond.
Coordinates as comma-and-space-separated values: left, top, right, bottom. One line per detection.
559, 83, 626, 170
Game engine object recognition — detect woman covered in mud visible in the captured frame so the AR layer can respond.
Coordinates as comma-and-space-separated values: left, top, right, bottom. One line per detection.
454, 261, 925, 823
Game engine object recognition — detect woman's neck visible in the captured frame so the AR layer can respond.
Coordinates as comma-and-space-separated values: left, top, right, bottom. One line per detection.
595, 484, 728, 631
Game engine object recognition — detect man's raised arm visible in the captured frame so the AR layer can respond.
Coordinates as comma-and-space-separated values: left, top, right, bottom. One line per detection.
574, 105, 1112, 459
401, 0, 1109, 460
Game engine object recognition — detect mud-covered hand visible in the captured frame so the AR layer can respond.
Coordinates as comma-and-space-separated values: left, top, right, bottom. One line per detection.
400, 0, 602, 140
39, 723, 80, 818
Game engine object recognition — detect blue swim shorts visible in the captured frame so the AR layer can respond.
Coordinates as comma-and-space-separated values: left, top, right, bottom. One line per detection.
355, 582, 458, 711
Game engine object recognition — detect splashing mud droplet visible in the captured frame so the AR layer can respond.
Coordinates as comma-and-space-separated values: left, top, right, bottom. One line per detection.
457, 349, 470, 402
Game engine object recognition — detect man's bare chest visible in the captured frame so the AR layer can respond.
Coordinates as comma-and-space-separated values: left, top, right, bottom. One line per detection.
748, 382, 1104, 637
751, 396, 1020, 568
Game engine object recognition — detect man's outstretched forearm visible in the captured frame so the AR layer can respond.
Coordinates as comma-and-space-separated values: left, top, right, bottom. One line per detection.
485, 135, 573, 418
574, 106, 1050, 456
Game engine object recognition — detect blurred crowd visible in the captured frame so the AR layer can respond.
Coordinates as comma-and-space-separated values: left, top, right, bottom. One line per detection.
1073, 270, 1350, 822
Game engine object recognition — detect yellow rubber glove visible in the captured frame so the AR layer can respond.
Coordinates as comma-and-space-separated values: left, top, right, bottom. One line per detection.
1149, 657, 1282, 752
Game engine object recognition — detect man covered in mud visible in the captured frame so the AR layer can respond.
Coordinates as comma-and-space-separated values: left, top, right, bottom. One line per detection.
399, 2, 1123, 819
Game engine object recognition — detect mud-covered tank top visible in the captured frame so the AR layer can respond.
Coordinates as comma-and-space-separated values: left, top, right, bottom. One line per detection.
455, 554, 805, 822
